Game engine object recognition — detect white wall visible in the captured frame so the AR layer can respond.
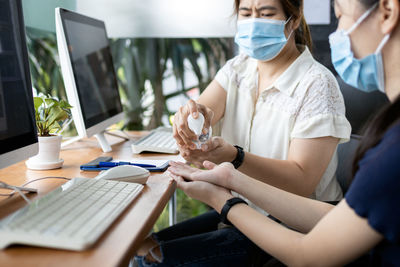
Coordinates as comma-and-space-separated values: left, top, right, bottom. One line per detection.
22, 0, 331, 37
76, 0, 237, 38
76, 0, 330, 38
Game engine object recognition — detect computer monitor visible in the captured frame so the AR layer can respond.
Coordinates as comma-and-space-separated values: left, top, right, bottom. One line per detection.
0, 0, 38, 169
55, 8, 124, 152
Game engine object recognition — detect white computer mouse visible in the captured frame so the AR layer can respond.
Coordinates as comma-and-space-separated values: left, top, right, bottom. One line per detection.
94, 165, 150, 184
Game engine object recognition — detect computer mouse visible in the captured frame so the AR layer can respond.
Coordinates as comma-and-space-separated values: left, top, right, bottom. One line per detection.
94, 165, 150, 184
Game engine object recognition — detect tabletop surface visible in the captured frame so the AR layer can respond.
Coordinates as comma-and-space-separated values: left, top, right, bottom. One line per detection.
0, 131, 180, 267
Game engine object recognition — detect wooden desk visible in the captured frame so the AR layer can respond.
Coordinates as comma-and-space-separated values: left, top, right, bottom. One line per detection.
0, 132, 179, 267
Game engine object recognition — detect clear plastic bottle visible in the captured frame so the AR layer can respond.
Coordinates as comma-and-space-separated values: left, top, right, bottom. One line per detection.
187, 113, 212, 149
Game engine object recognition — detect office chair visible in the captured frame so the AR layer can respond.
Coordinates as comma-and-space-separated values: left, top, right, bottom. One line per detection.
335, 76, 388, 193
337, 77, 389, 135
335, 134, 362, 194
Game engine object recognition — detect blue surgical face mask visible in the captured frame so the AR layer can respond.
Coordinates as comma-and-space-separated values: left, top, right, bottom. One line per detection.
235, 17, 293, 61
329, 3, 390, 93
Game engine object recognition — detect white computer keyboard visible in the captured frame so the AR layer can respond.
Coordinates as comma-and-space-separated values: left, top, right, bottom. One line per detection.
0, 178, 143, 251
131, 127, 178, 154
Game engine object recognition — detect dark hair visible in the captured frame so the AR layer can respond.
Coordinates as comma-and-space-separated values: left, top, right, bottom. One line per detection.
358, 0, 379, 8
233, 0, 313, 51
352, 95, 400, 176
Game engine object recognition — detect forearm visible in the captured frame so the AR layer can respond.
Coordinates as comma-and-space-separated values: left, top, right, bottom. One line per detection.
238, 153, 318, 197
230, 172, 333, 233
225, 199, 382, 267
227, 204, 307, 266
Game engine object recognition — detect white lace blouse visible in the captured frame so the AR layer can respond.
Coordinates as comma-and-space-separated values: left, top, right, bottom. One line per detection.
215, 47, 351, 209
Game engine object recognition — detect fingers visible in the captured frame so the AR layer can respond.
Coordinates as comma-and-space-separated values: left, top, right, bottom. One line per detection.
188, 100, 199, 119
173, 106, 197, 149
168, 161, 198, 180
172, 119, 185, 147
168, 160, 184, 166
200, 138, 212, 152
193, 160, 204, 169
178, 128, 196, 149
200, 136, 219, 152
168, 172, 188, 191
178, 147, 194, 162
172, 109, 186, 147
203, 136, 223, 152
169, 161, 229, 192
196, 105, 213, 135
179, 105, 197, 142
200, 143, 209, 152
203, 161, 217, 170
178, 146, 208, 166
182, 103, 199, 148
175, 101, 214, 150
202, 109, 214, 135
220, 162, 235, 169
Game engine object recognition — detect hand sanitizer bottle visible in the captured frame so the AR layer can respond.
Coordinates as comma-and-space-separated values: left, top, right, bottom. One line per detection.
187, 113, 211, 149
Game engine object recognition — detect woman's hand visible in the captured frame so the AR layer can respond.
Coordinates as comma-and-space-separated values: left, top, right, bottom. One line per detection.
169, 172, 233, 212
173, 99, 214, 150
179, 137, 237, 168
168, 160, 236, 190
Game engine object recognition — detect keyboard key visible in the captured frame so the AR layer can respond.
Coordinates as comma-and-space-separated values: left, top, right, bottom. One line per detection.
131, 127, 178, 154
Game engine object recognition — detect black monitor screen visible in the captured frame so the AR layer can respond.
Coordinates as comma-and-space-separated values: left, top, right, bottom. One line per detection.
60, 9, 123, 129
0, 0, 37, 154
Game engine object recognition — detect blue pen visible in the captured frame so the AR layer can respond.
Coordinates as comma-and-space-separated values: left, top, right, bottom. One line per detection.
98, 161, 156, 168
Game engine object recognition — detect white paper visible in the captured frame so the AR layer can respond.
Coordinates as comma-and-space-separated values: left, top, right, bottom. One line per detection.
304, 0, 331, 25
114, 158, 170, 167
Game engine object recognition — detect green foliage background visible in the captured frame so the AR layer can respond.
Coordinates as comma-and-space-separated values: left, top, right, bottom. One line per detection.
26, 27, 234, 229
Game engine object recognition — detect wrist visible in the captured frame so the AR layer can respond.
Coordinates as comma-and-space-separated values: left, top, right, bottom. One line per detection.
214, 193, 233, 213
227, 144, 237, 162
227, 169, 242, 193
230, 145, 245, 169
215, 142, 236, 164
213, 141, 237, 164
219, 197, 248, 225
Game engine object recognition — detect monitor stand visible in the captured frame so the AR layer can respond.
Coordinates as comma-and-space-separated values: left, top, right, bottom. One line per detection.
95, 131, 112, 152
60, 131, 128, 152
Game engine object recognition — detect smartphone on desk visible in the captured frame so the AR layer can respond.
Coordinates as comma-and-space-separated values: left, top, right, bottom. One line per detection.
80, 156, 113, 171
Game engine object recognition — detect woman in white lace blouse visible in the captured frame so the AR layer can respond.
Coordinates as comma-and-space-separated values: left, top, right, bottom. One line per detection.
173, 0, 351, 204
135, 0, 351, 266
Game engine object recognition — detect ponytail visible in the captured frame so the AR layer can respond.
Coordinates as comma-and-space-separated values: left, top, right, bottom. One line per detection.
295, 16, 313, 52
281, 0, 313, 52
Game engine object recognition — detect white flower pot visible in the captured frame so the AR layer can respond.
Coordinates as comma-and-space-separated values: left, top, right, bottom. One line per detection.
26, 135, 64, 170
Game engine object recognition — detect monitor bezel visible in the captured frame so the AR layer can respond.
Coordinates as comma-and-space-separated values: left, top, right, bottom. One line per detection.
55, 8, 124, 139
0, 0, 38, 169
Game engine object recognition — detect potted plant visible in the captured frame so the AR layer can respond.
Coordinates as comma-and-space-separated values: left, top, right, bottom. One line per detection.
26, 95, 72, 170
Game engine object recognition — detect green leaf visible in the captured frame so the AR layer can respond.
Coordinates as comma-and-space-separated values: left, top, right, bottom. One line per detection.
46, 106, 67, 127
49, 121, 61, 134
59, 100, 72, 109
45, 98, 58, 108
32, 93, 71, 135
33, 97, 43, 113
